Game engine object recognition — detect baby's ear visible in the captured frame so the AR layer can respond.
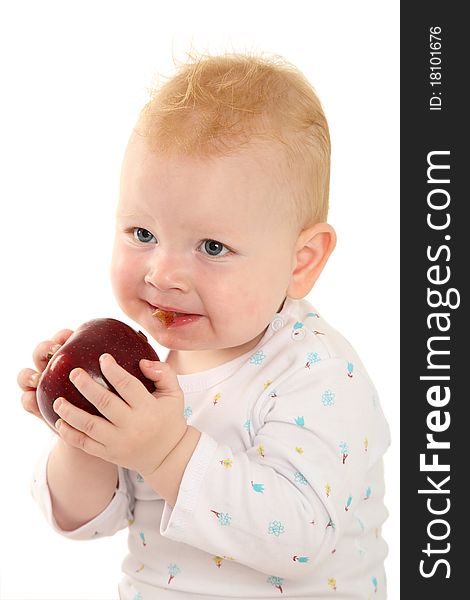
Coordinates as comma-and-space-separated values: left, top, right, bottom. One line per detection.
286, 223, 336, 299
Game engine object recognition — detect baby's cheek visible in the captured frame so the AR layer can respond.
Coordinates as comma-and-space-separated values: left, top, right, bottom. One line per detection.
202, 272, 272, 336
110, 255, 135, 298
110, 260, 124, 290
221, 297, 268, 339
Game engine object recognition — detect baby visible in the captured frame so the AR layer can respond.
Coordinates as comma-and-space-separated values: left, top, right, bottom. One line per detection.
18, 53, 390, 599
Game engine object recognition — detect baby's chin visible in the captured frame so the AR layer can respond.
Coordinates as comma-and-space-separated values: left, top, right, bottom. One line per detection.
155, 336, 233, 353
157, 332, 265, 358
151, 329, 219, 352
146, 313, 268, 356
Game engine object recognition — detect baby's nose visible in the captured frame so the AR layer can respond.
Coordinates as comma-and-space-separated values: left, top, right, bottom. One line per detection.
144, 254, 191, 293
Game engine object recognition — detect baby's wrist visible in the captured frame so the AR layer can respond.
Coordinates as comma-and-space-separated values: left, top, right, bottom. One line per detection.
139, 424, 189, 478
154, 425, 195, 473
142, 426, 201, 505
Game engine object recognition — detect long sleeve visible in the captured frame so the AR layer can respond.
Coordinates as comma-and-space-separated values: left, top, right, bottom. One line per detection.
31, 439, 134, 540
161, 356, 390, 579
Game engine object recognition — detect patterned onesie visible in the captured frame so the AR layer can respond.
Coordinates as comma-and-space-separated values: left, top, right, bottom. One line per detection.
32, 297, 390, 599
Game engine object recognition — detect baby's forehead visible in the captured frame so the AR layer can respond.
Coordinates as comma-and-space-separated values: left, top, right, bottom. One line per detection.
119, 135, 297, 230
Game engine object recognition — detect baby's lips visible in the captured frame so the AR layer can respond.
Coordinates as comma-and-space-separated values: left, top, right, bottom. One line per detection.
152, 308, 177, 327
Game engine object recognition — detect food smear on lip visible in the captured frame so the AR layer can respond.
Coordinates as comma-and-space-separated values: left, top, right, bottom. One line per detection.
152, 308, 177, 327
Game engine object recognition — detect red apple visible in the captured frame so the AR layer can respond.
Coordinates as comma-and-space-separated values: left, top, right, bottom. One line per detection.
37, 318, 159, 429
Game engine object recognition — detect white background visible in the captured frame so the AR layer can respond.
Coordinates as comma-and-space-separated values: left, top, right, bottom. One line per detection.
0, 1, 399, 598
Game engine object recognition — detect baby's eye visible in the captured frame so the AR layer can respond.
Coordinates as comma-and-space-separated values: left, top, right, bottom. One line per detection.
133, 228, 157, 244
199, 239, 231, 257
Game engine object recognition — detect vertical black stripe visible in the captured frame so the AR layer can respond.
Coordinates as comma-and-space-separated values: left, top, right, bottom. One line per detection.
401, 3, 466, 595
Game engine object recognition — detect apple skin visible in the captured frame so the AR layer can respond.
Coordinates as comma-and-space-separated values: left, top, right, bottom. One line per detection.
37, 318, 159, 429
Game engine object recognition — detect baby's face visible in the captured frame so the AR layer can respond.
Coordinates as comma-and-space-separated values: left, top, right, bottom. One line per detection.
111, 133, 299, 356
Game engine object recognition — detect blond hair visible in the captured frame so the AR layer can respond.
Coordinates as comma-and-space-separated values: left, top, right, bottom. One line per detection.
137, 53, 330, 227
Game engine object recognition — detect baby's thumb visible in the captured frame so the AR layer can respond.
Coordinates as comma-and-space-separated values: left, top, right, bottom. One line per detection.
139, 360, 180, 394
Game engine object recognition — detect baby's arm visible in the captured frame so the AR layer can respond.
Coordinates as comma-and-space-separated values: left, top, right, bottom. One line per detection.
46, 438, 118, 530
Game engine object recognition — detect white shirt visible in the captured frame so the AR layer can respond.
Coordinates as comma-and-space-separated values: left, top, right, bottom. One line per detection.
32, 298, 390, 599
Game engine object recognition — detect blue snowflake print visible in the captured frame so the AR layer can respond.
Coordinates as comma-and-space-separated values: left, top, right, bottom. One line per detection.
267, 575, 284, 593
250, 350, 266, 365
306, 352, 320, 368
268, 520, 285, 536
183, 405, 193, 420
251, 481, 265, 493
321, 389, 335, 406
168, 564, 180, 576
219, 513, 231, 526
293, 321, 304, 330
244, 419, 252, 432
211, 510, 232, 526
294, 416, 305, 427
294, 471, 308, 485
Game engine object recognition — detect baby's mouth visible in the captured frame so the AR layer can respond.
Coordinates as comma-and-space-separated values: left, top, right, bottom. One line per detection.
152, 308, 178, 327
148, 303, 199, 328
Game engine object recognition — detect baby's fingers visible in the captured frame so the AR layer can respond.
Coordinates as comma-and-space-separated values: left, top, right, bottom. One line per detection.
18, 368, 43, 419
32, 340, 61, 372
21, 389, 43, 419
32, 329, 73, 372
17, 367, 40, 391
51, 329, 74, 345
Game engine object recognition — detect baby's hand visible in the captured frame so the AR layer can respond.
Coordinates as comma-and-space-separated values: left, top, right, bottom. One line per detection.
52, 356, 188, 476
17, 329, 74, 421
